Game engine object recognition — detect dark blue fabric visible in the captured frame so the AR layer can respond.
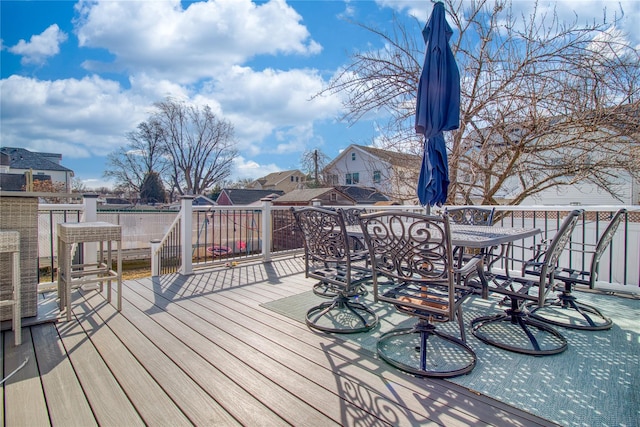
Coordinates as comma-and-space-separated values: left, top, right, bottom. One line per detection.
417, 133, 449, 206
415, 1, 460, 206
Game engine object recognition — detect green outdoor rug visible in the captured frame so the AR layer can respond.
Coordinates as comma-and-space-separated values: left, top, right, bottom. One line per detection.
262, 289, 639, 426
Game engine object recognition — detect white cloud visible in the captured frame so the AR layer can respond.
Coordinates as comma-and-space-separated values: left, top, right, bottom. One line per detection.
196, 66, 343, 154
376, 0, 640, 45
232, 156, 282, 181
74, 0, 322, 83
8, 24, 68, 65
0, 75, 147, 159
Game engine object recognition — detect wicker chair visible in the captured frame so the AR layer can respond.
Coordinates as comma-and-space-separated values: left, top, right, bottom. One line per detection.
524, 208, 626, 330
291, 207, 378, 334
471, 209, 583, 356
357, 211, 479, 378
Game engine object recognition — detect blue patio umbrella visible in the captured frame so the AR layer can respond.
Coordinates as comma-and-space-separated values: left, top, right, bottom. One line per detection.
415, 1, 460, 206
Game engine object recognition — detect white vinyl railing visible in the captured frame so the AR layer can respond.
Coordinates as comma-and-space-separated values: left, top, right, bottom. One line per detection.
37, 195, 639, 293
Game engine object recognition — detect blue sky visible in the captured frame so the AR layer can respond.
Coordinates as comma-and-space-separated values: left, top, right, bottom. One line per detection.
2, 0, 639, 190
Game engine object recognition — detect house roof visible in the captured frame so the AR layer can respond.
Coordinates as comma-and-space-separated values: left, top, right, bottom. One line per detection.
252, 170, 304, 187
0, 147, 73, 172
356, 145, 421, 168
324, 144, 421, 170
192, 195, 217, 206
218, 189, 284, 205
273, 187, 355, 203
335, 186, 390, 204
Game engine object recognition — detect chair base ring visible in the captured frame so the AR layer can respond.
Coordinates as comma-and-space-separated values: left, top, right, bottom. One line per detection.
312, 281, 367, 299
527, 295, 613, 331
306, 295, 378, 334
471, 311, 567, 356
377, 321, 476, 378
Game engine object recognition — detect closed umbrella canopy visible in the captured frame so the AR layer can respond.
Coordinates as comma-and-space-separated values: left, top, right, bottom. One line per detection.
415, 1, 460, 206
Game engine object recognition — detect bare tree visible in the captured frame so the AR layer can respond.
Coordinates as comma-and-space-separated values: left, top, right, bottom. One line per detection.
300, 149, 330, 187
104, 119, 167, 193
220, 178, 255, 189
318, 0, 640, 205
154, 98, 238, 195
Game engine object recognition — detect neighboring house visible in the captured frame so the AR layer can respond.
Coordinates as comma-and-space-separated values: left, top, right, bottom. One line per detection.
192, 195, 217, 206
271, 188, 355, 206
519, 178, 639, 206
0, 147, 74, 192
216, 189, 284, 206
247, 170, 307, 193
323, 144, 421, 203
335, 185, 390, 205
458, 108, 639, 206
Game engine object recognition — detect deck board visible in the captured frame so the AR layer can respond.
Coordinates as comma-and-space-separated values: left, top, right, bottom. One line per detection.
56, 312, 146, 427
71, 297, 193, 426
170, 262, 557, 427
120, 287, 338, 427
84, 289, 287, 426
3, 328, 50, 426
2, 256, 559, 427
30, 322, 97, 427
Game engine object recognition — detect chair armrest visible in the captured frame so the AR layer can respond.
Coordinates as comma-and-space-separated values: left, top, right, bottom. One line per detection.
454, 254, 482, 277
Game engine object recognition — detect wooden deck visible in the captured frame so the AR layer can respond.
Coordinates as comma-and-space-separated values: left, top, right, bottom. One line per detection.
2, 256, 558, 426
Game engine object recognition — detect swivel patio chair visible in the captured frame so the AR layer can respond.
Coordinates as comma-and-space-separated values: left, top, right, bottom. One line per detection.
357, 211, 480, 378
445, 207, 496, 265
445, 206, 495, 226
340, 207, 367, 251
291, 207, 378, 334
471, 209, 583, 356
524, 208, 626, 331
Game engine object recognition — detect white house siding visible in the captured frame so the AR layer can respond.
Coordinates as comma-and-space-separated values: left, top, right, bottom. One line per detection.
520, 172, 636, 206
325, 146, 417, 201
12, 167, 73, 191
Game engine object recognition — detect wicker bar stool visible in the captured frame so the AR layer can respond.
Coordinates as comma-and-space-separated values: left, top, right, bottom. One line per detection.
57, 222, 122, 321
0, 231, 21, 345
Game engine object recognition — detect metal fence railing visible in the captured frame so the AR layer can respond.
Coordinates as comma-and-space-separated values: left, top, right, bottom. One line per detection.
37, 196, 639, 292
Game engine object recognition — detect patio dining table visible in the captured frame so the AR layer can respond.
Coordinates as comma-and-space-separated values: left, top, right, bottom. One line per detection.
346, 222, 542, 298
346, 223, 541, 251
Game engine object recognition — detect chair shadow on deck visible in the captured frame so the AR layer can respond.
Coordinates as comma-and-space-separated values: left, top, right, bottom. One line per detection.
263, 289, 640, 427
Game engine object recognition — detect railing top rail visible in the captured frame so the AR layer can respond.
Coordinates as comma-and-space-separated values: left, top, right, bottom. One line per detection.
38, 204, 85, 211
192, 205, 264, 212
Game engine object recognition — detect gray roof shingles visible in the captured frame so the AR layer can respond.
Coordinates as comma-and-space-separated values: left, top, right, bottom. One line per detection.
0, 147, 72, 172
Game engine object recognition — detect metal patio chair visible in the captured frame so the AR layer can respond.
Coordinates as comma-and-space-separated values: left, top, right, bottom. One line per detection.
340, 207, 368, 252
357, 211, 480, 378
471, 209, 583, 356
524, 208, 626, 330
445, 206, 496, 267
291, 207, 378, 334
445, 206, 495, 226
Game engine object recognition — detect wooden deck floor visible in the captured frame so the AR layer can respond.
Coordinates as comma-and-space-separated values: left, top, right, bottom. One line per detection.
2, 256, 558, 426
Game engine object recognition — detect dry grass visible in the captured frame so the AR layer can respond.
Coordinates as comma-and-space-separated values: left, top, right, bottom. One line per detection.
121, 259, 152, 280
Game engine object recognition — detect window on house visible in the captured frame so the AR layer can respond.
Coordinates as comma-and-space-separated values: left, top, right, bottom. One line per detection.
345, 173, 352, 185
330, 193, 337, 201
328, 174, 338, 185
352, 172, 359, 184
373, 170, 381, 183
351, 152, 356, 161
291, 176, 294, 182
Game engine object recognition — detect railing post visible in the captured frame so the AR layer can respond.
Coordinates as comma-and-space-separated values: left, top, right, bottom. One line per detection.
82, 193, 99, 265
261, 198, 272, 262
180, 195, 194, 276
150, 239, 161, 277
